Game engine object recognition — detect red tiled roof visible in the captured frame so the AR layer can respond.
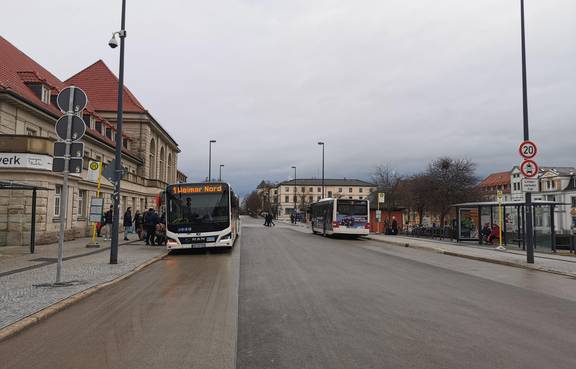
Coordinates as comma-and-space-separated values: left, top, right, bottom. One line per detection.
0, 36, 65, 116
480, 171, 511, 187
65, 60, 146, 113
0, 36, 139, 159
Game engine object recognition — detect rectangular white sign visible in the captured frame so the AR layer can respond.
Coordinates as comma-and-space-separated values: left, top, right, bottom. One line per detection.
522, 178, 539, 192
378, 193, 385, 203
0, 153, 52, 171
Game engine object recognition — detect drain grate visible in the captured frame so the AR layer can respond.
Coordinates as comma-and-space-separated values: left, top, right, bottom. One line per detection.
33, 280, 87, 288
29, 257, 56, 262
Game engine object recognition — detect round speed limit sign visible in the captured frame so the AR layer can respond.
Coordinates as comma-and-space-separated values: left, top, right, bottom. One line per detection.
519, 140, 537, 159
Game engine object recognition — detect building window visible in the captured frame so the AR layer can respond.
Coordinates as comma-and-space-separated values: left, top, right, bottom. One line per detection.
105, 127, 112, 139
338, 188, 342, 193
571, 197, 576, 208
286, 187, 289, 192
349, 188, 353, 193
54, 185, 62, 217
41, 85, 51, 104
123, 138, 129, 149
78, 190, 86, 218
301, 186, 305, 192
309, 196, 313, 202
26, 127, 37, 136
159, 147, 166, 181
349, 196, 353, 199
95, 121, 102, 133
149, 139, 156, 179
293, 195, 297, 202
285, 195, 289, 203
359, 196, 363, 200
309, 187, 313, 193
83, 113, 92, 128
328, 191, 333, 197
317, 196, 321, 201
317, 187, 321, 192
359, 188, 363, 193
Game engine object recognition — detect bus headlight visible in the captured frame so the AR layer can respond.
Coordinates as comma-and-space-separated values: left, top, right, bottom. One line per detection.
220, 233, 232, 240
166, 238, 178, 247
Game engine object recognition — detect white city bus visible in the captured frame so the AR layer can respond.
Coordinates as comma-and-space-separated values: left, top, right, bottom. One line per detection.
165, 182, 239, 249
310, 198, 370, 237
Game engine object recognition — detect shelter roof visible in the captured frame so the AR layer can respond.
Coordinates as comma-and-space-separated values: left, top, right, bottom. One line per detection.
279, 178, 376, 187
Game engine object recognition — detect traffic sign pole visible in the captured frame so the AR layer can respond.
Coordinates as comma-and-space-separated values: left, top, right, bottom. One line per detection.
56, 88, 75, 283
520, 0, 534, 264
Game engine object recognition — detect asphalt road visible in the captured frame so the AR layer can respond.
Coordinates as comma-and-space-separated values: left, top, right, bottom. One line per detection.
2, 217, 576, 369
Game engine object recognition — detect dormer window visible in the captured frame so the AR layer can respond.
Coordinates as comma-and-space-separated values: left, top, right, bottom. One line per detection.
122, 138, 129, 149
105, 127, 113, 140
41, 85, 51, 104
83, 113, 93, 129
95, 121, 102, 134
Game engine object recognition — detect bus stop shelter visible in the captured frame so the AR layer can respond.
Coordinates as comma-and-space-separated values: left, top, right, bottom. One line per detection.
0, 181, 50, 254
452, 200, 562, 253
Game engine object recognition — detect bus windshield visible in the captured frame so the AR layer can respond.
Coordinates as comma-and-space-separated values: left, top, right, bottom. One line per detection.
166, 185, 230, 233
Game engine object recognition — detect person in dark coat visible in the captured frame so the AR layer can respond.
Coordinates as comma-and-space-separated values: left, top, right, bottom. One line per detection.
144, 208, 159, 246
134, 210, 144, 240
391, 217, 398, 235
123, 207, 133, 241
103, 205, 114, 241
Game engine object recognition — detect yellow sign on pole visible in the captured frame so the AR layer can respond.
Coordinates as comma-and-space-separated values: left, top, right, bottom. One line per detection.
87, 161, 103, 248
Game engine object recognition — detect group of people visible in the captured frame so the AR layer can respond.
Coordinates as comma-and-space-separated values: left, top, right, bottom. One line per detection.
481, 223, 501, 244
97, 206, 166, 246
263, 213, 275, 227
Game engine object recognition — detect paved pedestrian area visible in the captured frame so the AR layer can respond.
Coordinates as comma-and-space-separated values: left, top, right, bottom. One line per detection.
275, 219, 576, 277
0, 236, 166, 330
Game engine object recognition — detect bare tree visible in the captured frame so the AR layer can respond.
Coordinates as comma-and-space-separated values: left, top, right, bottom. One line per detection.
426, 157, 479, 226
372, 165, 403, 221
402, 173, 434, 225
243, 191, 261, 216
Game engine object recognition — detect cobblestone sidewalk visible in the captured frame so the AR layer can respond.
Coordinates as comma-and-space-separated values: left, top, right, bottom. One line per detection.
0, 237, 166, 330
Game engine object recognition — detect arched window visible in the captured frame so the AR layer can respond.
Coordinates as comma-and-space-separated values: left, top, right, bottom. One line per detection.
159, 146, 165, 182
167, 153, 173, 183
149, 139, 156, 179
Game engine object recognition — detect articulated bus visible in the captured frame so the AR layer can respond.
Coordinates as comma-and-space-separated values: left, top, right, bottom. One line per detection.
165, 182, 239, 250
310, 198, 370, 237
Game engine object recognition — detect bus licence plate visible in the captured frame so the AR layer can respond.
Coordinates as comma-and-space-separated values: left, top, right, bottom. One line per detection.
192, 243, 206, 248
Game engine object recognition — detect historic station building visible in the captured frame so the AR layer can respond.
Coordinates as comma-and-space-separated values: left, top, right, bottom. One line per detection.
0, 36, 184, 246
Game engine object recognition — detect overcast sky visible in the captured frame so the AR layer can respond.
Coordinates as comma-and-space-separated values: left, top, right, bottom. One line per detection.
3, 0, 575, 194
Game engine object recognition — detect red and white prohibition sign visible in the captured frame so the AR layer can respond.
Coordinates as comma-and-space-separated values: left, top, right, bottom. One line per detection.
520, 159, 539, 178
519, 140, 537, 159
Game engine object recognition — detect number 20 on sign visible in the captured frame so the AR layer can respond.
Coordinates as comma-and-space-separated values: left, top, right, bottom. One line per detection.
519, 140, 537, 159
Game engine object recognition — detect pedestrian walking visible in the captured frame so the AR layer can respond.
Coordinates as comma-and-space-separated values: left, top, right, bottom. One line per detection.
267, 213, 275, 227
123, 207, 133, 241
134, 210, 144, 240
103, 205, 113, 241
144, 208, 159, 246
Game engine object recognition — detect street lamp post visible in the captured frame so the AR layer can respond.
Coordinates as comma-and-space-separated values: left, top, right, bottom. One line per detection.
318, 142, 325, 198
109, 0, 127, 265
291, 166, 297, 216
219, 164, 224, 181
208, 139, 216, 182
520, 0, 534, 264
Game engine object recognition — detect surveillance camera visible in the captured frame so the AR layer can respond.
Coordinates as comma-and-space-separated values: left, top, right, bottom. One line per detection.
108, 36, 118, 49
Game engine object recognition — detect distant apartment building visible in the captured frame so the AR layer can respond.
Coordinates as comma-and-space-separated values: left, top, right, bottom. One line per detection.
260, 178, 376, 219
0, 36, 183, 246
479, 171, 511, 201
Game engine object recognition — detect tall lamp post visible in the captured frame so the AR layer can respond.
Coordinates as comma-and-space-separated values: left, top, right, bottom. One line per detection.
219, 164, 224, 181
208, 139, 216, 182
108, 0, 127, 265
291, 166, 297, 215
520, 0, 534, 264
318, 142, 325, 198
